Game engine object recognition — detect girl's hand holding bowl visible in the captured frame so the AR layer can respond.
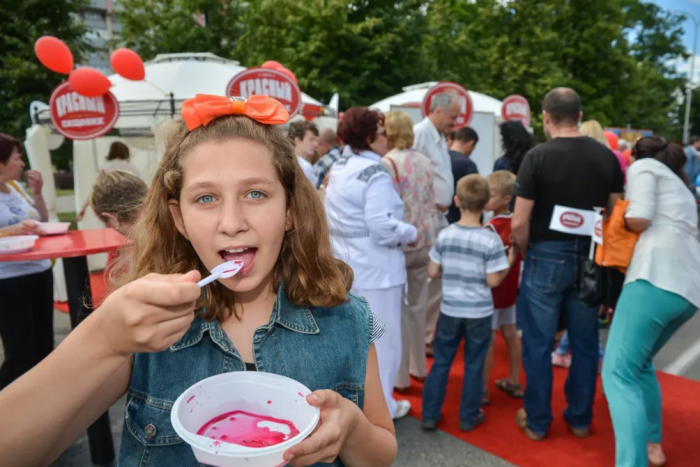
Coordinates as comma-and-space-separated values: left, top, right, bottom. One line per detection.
284, 389, 362, 466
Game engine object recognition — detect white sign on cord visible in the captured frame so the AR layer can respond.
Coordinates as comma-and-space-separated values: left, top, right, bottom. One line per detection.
592, 212, 604, 246
549, 205, 597, 237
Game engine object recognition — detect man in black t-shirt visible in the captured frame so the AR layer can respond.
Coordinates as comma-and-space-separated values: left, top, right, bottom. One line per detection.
447, 127, 479, 224
511, 88, 623, 441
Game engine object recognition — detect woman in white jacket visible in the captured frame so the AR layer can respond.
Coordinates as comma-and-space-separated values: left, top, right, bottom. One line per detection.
324, 107, 417, 420
603, 137, 700, 467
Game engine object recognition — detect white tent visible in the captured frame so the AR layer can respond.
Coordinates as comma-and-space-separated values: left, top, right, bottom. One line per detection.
105, 52, 327, 133
370, 82, 505, 178
26, 53, 335, 300
370, 82, 503, 115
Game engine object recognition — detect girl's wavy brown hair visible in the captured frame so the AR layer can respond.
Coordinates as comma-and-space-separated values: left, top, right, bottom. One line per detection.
114, 115, 353, 320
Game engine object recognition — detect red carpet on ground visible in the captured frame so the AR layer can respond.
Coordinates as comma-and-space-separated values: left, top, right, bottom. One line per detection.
54, 271, 109, 313
56, 274, 700, 466
395, 334, 700, 467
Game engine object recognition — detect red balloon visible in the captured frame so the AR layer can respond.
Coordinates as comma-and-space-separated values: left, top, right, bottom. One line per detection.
261, 61, 297, 82
277, 66, 298, 84
34, 36, 74, 74
68, 68, 112, 97
604, 131, 619, 151
262, 60, 284, 70
110, 48, 145, 81
622, 148, 632, 165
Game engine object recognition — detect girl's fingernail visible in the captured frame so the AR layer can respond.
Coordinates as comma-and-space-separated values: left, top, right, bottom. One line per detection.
287, 454, 295, 461
309, 394, 320, 403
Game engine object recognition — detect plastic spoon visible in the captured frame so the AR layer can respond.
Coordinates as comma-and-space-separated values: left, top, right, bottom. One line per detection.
197, 260, 244, 287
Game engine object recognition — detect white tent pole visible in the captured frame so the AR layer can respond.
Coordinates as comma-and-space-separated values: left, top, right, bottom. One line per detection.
24, 124, 57, 220
24, 124, 68, 302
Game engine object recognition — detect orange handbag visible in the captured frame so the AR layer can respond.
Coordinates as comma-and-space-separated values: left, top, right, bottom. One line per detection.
595, 198, 640, 274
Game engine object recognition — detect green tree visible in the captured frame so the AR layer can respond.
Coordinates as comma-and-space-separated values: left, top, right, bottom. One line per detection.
619, 1, 686, 139
235, 0, 431, 106
425, 0, 686, 138
116, 0, 245, 61
115, 0, 687, 138
0, 0, 89, 139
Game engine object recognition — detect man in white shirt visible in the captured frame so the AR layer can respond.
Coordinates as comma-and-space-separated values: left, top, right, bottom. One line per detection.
288, 120, 318, 185
413, 93, 461, 355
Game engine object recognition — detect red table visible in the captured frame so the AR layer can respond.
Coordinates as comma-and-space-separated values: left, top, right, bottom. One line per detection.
0, 229, 124, 465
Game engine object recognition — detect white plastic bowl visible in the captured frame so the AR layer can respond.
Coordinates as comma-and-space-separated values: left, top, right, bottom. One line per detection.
37, 222, 70, 235
171, 372, 320, 467
0, 235, 39, 254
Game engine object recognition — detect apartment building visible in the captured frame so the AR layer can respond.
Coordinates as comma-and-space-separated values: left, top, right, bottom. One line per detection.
79, 0, 121, 74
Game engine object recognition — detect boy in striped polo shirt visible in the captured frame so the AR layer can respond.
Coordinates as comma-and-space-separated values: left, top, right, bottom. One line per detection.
422, 174, 518, 432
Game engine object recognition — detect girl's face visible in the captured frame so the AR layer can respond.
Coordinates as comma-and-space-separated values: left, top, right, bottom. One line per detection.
0, 149, 25, 181
170, 139, 291, 297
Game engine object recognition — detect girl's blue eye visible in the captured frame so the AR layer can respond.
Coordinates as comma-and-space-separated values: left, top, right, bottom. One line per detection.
247, 190, 266, 200
196, 195, 215, 204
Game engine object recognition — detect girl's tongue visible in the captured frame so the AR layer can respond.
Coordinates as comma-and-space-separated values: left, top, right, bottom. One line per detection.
220, 248, 256, 269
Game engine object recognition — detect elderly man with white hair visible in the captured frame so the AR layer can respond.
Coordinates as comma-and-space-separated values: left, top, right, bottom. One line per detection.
413, 93, 461, 357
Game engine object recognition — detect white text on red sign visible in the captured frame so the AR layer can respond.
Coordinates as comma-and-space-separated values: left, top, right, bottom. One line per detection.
505, 101, 528, 118
239, 79, 293, 111
55, 92, 107, 119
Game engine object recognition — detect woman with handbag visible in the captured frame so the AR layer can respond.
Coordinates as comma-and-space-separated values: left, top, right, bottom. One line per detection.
0, 133, 53, 390
602, 137, 700, 467
324, 107, 418, 420
381, 111, 436, 392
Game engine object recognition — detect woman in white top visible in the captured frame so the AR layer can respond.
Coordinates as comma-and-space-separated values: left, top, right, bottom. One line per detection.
602, 137, 700, 467
324, 107, 418, 420
0, 133, 53, 391
382, 111, 436, 391
77, 141, 141, 221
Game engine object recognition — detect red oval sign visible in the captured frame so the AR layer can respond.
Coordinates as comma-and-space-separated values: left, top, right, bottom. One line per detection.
49, 82, 119, 140
502, 95, 530, 127
226, 67, 302, 118
560, 212, 584, 229
594, 220, 603, 237
421, 82, 474, 129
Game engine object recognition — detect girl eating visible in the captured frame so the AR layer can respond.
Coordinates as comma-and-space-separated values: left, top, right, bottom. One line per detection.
0, 95, 397, 467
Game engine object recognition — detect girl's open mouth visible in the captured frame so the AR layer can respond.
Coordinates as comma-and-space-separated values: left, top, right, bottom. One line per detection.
219, 247, 257, 275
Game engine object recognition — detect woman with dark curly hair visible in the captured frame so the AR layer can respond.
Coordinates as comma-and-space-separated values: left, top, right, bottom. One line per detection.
324, 107, 418, 421
494, 121, 535, 176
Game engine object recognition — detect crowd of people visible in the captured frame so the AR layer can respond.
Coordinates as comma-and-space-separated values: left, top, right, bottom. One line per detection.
0, 86, 699, 467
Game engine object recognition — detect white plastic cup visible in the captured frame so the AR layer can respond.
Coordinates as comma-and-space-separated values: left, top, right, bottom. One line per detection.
171, 372, 320, 467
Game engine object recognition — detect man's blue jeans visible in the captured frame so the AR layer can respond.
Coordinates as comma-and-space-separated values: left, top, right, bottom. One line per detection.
520, 240, 599, 436
422, 313, 491, 424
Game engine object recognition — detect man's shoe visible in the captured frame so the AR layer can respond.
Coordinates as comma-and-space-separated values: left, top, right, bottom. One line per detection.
421, 419, 438, 431
515, 408, 545, 441
564, 413, 591, 438
459, 410, 486, 432
568, 424, 591, 438
393, 400, 411, 420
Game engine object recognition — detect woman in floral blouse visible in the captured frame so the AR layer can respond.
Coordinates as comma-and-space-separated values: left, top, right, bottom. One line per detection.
382, 111, 436, 391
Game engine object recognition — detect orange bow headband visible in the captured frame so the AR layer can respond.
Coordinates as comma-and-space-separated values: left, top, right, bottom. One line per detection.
181, 94, 289, 131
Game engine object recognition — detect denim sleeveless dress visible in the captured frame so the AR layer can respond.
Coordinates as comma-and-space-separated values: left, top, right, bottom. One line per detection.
118, 284, 373, 467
